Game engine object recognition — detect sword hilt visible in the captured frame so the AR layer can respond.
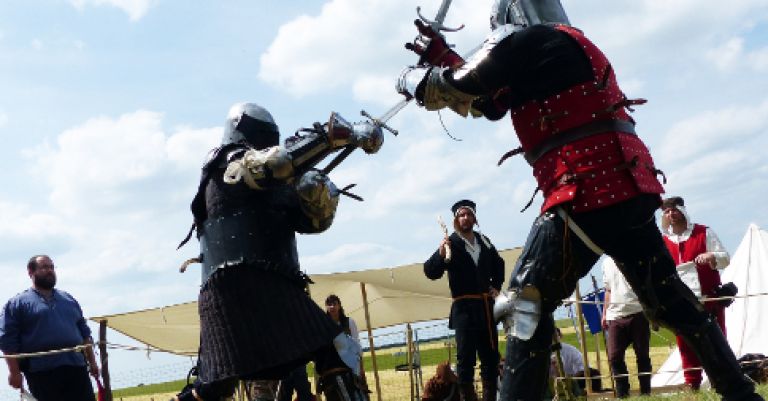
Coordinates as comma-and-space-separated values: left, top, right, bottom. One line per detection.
416, 6, 464, 33
361, 110, 399, 136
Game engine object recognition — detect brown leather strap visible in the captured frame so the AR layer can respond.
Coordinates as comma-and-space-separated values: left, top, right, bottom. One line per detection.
452, 293, 496, 350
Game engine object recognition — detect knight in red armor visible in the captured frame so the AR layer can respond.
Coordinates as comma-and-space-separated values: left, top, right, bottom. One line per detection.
396, 1, 762, 400
661, 196, 732, 390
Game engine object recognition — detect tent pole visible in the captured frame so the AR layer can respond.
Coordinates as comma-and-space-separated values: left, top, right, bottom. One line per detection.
98, 319, 113, 401
590, 275, 617, 397
360, 282, 382, 401
407, 323, 415, 401
573, 285, 594, 394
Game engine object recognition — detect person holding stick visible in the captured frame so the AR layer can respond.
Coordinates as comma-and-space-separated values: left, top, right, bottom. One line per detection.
424, 200, 505, 401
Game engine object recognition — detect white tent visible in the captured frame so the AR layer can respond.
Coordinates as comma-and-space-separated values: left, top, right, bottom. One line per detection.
91, 248, 522, 356
651, 224, 768, 387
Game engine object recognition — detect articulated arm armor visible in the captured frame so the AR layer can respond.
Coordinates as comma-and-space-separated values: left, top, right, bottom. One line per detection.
224, 112, 384, 190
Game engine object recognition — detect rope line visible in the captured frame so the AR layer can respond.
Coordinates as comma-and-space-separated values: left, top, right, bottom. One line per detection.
564, 291, 768, 306
0, 344, 92, 359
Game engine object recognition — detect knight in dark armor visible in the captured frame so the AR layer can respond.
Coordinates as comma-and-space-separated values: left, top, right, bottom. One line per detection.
396, 1, 764, 400
173, 102, 381, 401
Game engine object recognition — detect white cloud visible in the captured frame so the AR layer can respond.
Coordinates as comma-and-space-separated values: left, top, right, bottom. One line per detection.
165, 126, 222, 170
31, 39, 43, 50
352, 74, 403, 107
658, 99, 768, 163
0, 111, 8, 128
706, 37, 744, 71
258, 0, 487, 98
68, 0, 154, 21
747, 46, 768, 72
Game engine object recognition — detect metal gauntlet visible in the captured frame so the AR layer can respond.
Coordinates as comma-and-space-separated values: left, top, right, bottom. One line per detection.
295, 170, 340, 230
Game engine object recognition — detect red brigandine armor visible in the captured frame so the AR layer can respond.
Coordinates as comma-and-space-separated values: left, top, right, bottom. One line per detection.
511, 25, 663, 213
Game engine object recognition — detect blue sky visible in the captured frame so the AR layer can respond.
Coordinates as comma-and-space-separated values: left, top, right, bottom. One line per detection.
1, 0, 768, 396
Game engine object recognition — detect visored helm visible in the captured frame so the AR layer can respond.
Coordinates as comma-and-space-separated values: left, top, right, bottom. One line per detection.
490, 0, 570, 30
222, 102, 280, 149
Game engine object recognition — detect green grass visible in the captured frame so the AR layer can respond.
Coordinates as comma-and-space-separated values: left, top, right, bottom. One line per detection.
112, 379, 187, 397
105, 324, 679, 398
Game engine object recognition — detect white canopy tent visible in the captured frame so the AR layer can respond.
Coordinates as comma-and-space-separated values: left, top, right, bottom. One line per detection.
90, 248, 523, 356
651, 224, 768, 387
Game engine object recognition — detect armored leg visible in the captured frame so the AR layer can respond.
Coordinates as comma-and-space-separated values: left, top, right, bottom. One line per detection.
499, 316, 554, 401
458, 382, 479, 401
496, 212, 599, 401
482, 380, 498, 401
613, 249, 760, 401
567, 195, 763, 401
172, 378, 237, 401
319, 370, 369, 401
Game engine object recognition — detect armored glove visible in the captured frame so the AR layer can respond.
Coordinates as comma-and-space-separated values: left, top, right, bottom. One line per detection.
405, 20, 464, 68
295, 170, 339, 230
350, 121, 384, 154
223, 146, 293, 189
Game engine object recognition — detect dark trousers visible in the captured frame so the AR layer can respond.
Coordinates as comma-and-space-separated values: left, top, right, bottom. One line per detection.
500, 195, 759, 401
606, 312, 651, 396
677, 301, 726, 387
277, 364, 313, 401
455, 327, 500, 383
25, 365, 95, 401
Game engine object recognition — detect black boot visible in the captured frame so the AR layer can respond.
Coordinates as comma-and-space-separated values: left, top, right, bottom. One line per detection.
320, 370, 369, 401
610, 360, 630, 398
635, 353, 652, 396
458, 382, 478, 401
481, 380, 497, 401
679, 318, 762, 401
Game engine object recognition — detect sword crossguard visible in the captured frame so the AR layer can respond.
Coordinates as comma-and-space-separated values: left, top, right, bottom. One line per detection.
361, 110, 399, 136
416, 6, 464, 34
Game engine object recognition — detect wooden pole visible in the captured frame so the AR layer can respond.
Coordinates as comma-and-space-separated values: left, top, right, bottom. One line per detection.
590, 275, 617, 397
98, 320, 113, 401
360, 282, 382, 401
573, 285, 593, 394
406, 324, 415, 401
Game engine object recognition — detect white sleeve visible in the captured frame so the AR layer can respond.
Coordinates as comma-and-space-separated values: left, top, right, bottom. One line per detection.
348, 318, 360, 342
706, 228, 730, 269
602, 258, 615, 289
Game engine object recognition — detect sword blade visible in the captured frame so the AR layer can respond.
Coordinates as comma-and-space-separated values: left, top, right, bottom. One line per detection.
433, 0, 454, 26
379, 98, 411, 124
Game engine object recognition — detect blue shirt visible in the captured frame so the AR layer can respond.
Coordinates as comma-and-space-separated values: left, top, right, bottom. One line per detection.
0, 288, 91, 373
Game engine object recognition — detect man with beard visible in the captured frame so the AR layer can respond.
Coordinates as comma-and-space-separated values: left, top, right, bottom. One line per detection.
424, 200, 505, 401
0, 255, 99, 401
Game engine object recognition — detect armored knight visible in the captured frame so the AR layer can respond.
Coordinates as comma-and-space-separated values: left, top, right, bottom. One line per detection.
173, 102, 382, 401
397, 1, 763, 400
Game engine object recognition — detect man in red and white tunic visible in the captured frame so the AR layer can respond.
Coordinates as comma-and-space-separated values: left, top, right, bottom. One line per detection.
661, 196, 730, 390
